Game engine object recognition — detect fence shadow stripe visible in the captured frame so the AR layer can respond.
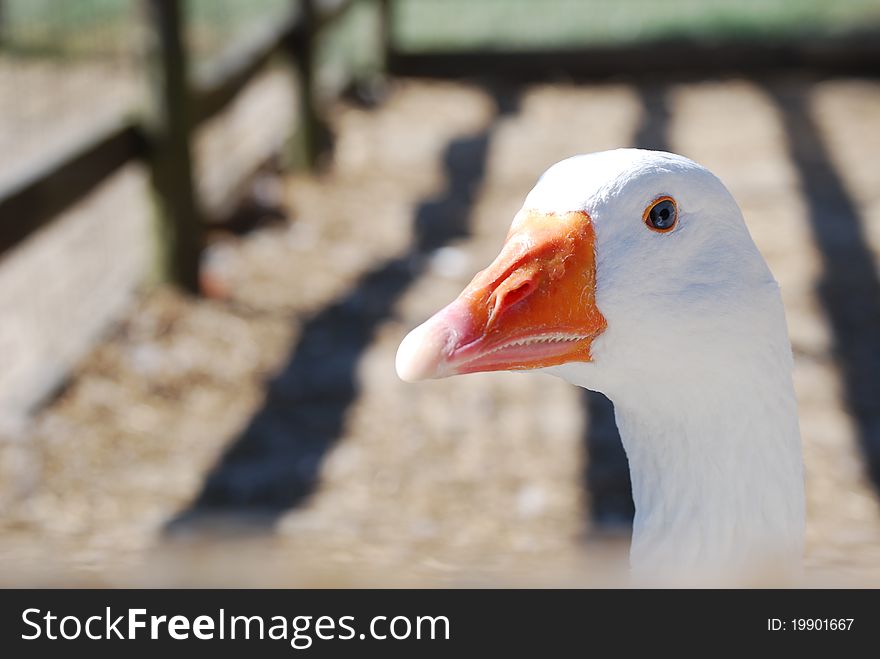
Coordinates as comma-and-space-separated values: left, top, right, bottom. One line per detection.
766, 82, 880, 490
582, 82, 672, 529
166, 85, 520, 533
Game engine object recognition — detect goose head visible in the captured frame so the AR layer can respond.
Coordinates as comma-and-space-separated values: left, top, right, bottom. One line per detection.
397, 149, 804, 578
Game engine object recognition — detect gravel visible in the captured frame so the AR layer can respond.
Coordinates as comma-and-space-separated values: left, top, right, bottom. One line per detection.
1, 77, 879, 586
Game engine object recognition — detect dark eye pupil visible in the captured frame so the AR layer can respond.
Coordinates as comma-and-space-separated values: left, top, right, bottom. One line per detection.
649, 200, 675, 229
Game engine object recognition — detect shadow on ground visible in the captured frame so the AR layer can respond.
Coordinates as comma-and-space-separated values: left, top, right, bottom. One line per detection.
767, 81, 880, 490
580, 82, 672, 528
166, 85, 521, 533
167, 76, 880, 540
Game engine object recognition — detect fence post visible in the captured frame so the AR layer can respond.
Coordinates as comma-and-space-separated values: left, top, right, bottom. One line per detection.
379, 0, 393, 74
284, 0, 326, 170
143, 0, 203, 293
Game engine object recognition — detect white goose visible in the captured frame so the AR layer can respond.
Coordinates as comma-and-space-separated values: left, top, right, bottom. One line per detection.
396, 149, 804, 579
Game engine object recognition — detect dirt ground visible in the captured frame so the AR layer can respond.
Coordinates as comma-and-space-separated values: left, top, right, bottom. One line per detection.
1, 76, 880, 586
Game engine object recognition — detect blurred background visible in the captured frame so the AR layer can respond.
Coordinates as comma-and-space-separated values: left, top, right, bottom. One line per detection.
1, 0, 880, 586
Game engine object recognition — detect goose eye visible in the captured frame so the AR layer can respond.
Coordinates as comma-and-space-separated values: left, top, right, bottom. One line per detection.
645, 197, 677, 233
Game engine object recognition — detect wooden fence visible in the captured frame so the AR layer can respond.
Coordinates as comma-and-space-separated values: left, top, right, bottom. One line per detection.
3, 0, 878, 295
0, 0, 390, 293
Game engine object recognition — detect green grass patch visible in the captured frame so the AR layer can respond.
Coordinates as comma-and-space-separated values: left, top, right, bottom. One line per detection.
2, 0, 879, 60
392, 0, 880, 51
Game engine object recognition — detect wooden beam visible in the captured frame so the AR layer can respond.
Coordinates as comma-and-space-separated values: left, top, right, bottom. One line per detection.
378, 0, 393, 73
143, 0, 203, 293
313, 0, 356, 32
191, 0, 354, 127
278, 0, 355, 169
283, 0, 322, 169
389, 32, 880, 81
0, 121, 145, 258
192, 9, 303, 125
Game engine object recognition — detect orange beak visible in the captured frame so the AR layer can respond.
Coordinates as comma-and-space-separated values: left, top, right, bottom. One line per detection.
396, 210, 607, 381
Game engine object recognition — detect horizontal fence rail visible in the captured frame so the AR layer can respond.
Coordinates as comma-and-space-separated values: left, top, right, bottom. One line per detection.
0, 121, 146, 255
388, 30, 880, 80
192, 6, 303, 126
